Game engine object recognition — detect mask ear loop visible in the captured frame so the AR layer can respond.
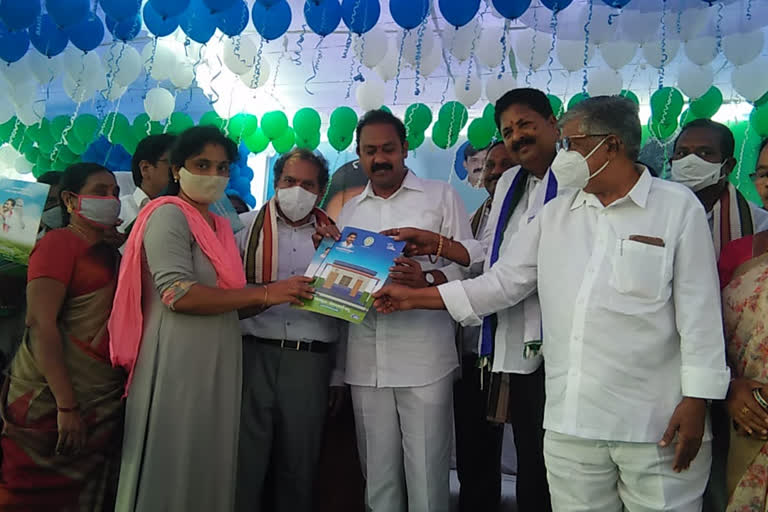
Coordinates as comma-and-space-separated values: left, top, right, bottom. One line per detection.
585, 136, 611, 182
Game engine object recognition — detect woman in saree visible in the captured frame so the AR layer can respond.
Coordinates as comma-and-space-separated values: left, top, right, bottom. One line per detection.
110, 126, 314, 511
719, 138, 768, 510
0, 163, 126, 510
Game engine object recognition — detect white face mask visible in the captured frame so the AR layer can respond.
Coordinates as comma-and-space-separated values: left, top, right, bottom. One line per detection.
74, 195, 122, 228
179, 167, 229, 204
276, 186, 318, 222
669, 154, 724, 192
551, 137, 610, 190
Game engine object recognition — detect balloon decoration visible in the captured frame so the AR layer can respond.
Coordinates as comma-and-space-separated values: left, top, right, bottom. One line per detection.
181, 0, 217, 43
548, 94, 564, 117
541, 0, 573, 12
328, 106, 358, 152
272, 128, 296, 153
30, 14, 69, 57
689, 86, 722, 118
568, 92, 589, 110
46, 0, 90, 28
751, 106, 768, 138
650, 87, 684, 127
403, 103, 431, 150
66, 14, 105, 52
341, 0, 380, 35
252, 0, 291, 41
106, 15, 142, 42
304, 0, 341, 37
293, 107, 321, 150
390, 0, 429, 30
493, 0, 531, 20
261, 110, 289, 140
225, 143, 257, 208
0, 24, 30, 64
143, 3, 179, 37
144, 87, 176, 121
0, 0, 40, 31
244, 128, 270, 153
467, 118, 496, 150
439, 0, 480, 28
100, 0, 141, 22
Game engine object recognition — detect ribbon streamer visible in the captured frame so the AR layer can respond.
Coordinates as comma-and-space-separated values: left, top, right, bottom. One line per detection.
414, 17, 427, 96
546, 11, 558, 95
525, 7, 538, 86
658, 0, 668, 90
304, 37, 324, 95
393, 30, 406, 104
498, 20, 509, 79
293, 24, 306, 66
582, 0, 593, 93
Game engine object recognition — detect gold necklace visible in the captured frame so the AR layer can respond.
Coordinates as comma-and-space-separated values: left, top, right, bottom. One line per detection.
67, 223, 95, 243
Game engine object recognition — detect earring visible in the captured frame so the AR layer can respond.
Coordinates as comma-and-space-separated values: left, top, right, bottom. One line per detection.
174, 176, 179, 183
66, 205, 73, 213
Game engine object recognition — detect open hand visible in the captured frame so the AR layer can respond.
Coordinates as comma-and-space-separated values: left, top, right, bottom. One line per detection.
372, 283, 415, 313
659, 397, 707, 472
381, 227, 439, 257
389, 257, 428, 288
312, 224, 341, 249
727, 377, 768, 438
56, 410, 87, 457
266, 276, 315, 306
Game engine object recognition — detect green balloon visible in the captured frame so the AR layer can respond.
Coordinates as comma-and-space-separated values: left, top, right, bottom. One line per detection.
57, 146, 78, 164
9, 124, 30, 152
482, 103, 496, 124
65, 133, 88, 155
650, 87, 684, 122
132, 114, 151, 140
244, 128, 270, 154
689, 86, 723, 119
547, 95, 564, 118
226, 113, 255, 140
102, 113, 131, 141
649, 118, 678, 140
329, 107, 358, 135
293, 108, 322, 137
328, 126, 353, 152
24, 146, 39, 164
751, 106, 768, 138
407, 130, 425, 150
568, 92, 589, 110
0, 117, 18, 143
49, 115, 70, 140
755, 91, 768, 108
167, 112, 195, 134
37, 130, 55, 154
404, 103, 432, 133
261, 111, 289, 140
32, 165, 47, 179
679, 108, 701, 127
431, 121, 459, 149
467, 118, 496, 150
72, 114, 100, 144
296, 130, 321, 151
242, 114, 258, 137
121, 136, 139, 154
199, 110, 225, 130
437, 102, 469, 131
36, 153, 53, 169
620, 90, 639, 105
379, 106, 392, 114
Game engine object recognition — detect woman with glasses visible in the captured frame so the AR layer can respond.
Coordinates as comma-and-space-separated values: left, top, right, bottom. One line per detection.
110, 126, 314, 511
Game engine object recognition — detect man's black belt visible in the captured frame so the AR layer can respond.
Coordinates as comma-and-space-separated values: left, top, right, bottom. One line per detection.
244, 335, 330, 353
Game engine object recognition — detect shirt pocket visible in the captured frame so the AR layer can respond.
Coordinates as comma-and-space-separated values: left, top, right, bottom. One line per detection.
608, 239, 668, 301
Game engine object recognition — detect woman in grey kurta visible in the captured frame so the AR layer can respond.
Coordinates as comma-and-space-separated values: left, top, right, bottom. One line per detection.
113, 126, 315, 511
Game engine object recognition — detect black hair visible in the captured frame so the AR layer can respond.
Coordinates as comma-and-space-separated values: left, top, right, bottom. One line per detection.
464, 143, 491, 161
227, 193, 249, 214
36, 171, 62, 186
347, 232, 358, 238
484, 140, 506, 159
675, 118, 735, 159
131, 133, 177, 187
2, 198, 15, 206
58, 162, 113, 224
494, 88, 554, 130
273, 148, 330, 192
165, 126, 239, 196
355, 110, 407, 150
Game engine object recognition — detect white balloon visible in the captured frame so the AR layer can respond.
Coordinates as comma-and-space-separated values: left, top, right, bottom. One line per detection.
0, 58, 31, 88
642, 38, 680, 69
14, 155, 33, 174
732, 57, 768, 102
416, 46, 442, 77
14, 101, 44, 126
26, 50, 62, 84
723, 31, 765, 66
171, 59, 195, 89
677, 63, 713, 99
355, 28, 389, 69
222, 36, 258, 76
239, 58, 271, 89
476, 27, 504, 69
9, 82, 35, 108
445, 20, 479, 62
100, 84, 127, 101
515, 30, 551, 72
103, 44, 142, 87
684, 36, 718, 66
144, 87, 175, 121
454, 77, 481, 107
485, 73, 516, 104
620, 11, 658, 44
677, 7, 710, 41
355, 78, 386, 111
599, 41, 636, 70
402, 29, 436, 68
374, 41, 399, 82
63, 74, 95, 103
142, 41, 176, 81
0, 100, 13, 124
557, 39, 594, 73
587, 68, 623, 97
0, 145, 20, 169
588, 5, 619, 45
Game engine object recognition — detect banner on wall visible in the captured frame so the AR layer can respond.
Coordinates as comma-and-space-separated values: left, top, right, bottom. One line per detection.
321, 159, 369, 221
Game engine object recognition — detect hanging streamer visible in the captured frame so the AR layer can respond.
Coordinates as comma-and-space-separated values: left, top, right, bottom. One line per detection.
746, 0, 753, 21
393, 30, 407, 104
715, 1, 724, 53
441, 52, 454, 104
525, 6, 538, 86
345, 51, 358, 99
248, 37, 266, 88
304, 37, 324, 95
342, 0, 362, 59
142, 38, 159, 99
582, 0, 593, 94
498, 20, 509, 79
413, 17, 427, 96
736, 117, 751, 183
293, 24, 306, 66
546, 11, 558, 94
658, 0, 668, 90
272, 40, 287, 97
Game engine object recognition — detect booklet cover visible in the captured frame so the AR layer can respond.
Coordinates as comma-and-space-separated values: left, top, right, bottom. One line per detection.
295, 227, 405, 324
0, 178, 49, 266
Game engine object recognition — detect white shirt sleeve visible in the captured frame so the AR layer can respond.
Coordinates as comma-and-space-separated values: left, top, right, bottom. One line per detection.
673, 204, 731, 400
438, 211, 541, 326
750, 202, 768, 233
437, 185, 482, 282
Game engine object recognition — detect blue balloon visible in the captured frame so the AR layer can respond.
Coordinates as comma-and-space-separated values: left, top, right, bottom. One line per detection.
242, 166, 254, 181
602, 0, 631, 6
100, 0, 141, 21
106, 15, 142, 41
216, 0, 248, 37
540, 0, 573, 11
341, 0, 379, 35
0, 24, 29, 63
0, 0, 40, 31
66, 13, 105, 52
438, 0, 479, 28
143, 2, 179, 37
29, 14, 69, 57
244, 193, 256, 208
149, 0, 191, 18
181, 0, 218, 43
492, 0, 531, 20
304, 0, 341, 37
252, 1, 291, 41
46, 0, 89, 28
203, 0, 237, 13
255, 0, 283, 6
390, 0, 428, 30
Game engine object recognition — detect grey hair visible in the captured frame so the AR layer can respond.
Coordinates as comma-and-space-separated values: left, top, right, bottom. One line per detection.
559, 96, 642, 161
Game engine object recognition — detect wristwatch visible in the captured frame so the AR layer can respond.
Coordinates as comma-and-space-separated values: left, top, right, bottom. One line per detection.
424, 271, 435, 286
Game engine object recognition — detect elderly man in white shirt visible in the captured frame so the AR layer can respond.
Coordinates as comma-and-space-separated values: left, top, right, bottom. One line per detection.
316, 110, 479, 512
373, 96, 730, 511
118, 134, 177, 233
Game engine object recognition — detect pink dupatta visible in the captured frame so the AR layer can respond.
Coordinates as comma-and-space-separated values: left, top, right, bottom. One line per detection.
108, 196, 246, 393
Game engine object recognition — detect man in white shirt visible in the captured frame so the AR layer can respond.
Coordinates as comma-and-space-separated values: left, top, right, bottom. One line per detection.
373, 96, 730, 511
118, 134, 176, 233
235, 149, 346, 512
315, 110, 479, 512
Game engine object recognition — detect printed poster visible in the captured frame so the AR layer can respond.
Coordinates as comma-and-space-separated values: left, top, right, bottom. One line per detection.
0, 178, 49, 266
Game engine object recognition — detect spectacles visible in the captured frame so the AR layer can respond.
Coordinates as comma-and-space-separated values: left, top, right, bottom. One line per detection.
556, 134, 611, 152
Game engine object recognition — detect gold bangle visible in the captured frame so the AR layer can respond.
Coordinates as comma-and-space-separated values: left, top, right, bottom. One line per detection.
263, 285, 269, 307
754, 388, 768, 410
429, 234, 444, 264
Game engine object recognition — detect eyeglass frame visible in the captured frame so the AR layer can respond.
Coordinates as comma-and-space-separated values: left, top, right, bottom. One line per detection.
555, 133, 613, 152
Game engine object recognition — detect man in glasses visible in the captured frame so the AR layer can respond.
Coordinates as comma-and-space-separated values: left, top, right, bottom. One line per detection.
375, 95, 728, 511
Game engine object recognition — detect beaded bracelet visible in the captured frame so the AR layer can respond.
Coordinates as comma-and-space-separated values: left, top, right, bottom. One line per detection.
753, 388, 768, 410
429, 234, 444, 264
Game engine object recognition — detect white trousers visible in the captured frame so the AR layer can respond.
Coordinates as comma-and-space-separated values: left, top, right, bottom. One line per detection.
351, 374, 454, 512
544, 430, 712, 512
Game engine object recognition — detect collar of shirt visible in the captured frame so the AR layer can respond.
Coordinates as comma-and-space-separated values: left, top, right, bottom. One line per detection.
355, 169, 424, 205
134, 187, 150, 209
570, 166, 652, 211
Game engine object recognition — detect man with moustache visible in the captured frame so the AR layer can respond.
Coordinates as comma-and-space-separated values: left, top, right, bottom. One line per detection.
381, 88, 566, 511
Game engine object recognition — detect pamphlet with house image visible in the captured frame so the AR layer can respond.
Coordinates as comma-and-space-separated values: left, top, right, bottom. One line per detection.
295, 227, 405, 324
